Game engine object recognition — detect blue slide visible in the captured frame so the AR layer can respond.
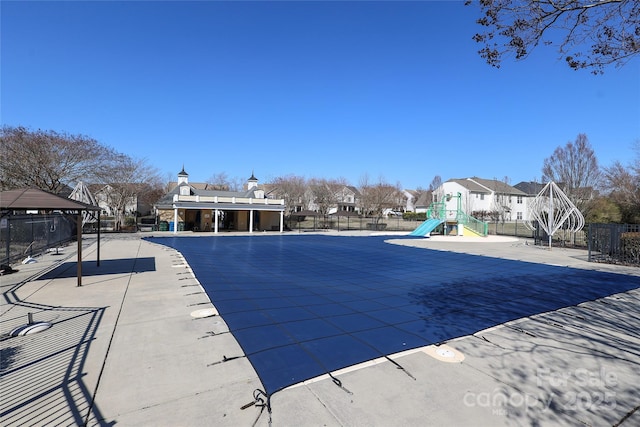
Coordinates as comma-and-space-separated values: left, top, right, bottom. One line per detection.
408, 218, 444, 237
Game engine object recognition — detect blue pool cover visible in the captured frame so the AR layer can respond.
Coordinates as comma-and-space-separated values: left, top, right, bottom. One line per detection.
146, 235, 640, 396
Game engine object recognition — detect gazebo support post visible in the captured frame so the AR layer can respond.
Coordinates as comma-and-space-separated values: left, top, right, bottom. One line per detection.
77, 212, 82, 287
97, 211, 101, 267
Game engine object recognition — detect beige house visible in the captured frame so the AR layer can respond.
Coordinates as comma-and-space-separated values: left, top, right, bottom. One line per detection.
155, 168, 286, 233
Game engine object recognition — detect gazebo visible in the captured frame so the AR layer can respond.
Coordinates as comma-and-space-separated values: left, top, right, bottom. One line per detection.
330, 210, 360, 231
0, 188, 102, 286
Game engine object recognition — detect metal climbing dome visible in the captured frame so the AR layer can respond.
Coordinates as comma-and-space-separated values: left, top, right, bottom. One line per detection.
69, 181, 99, 227
525, 181, 584, 249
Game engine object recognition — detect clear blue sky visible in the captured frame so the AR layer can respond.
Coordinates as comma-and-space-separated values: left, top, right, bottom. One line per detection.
2, 1, 638, 189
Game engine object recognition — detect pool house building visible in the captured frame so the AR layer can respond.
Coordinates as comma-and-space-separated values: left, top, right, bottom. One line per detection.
155, 168, 286, 233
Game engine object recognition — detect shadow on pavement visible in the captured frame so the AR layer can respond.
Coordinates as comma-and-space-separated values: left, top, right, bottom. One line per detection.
38, 257, 156, 279
0, 253, 134, 425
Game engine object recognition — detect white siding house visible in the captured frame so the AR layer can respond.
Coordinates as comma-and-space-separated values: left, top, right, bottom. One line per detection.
437, 177, 530, 221
306, 185, 360, 214
88, 184, 146, 217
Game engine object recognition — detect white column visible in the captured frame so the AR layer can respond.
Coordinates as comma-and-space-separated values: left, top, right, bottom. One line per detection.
173, 208, 178, 234
280, 211, 284, 233
249, 210, 254, 233
214, 209, 219, 233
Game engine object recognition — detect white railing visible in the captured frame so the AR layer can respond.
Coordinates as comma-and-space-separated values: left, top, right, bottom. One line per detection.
175, 195, 284, 205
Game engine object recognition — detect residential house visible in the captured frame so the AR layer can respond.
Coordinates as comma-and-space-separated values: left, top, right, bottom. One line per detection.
335, 186, 360, 213
306, 185, 360, 215
88, 184, 150, 218
515, 180, 597, 212
403, 189, 433, 213
513, 181, 546, 198
414, 192, 432, 214
437, 177, 530, 221
403, 190, 417, 212
382, 190, 409, 216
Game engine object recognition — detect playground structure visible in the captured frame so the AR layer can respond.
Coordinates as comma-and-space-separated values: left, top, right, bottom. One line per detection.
525, 181, 584, 249
409, 192, 488, 237
69, 181, 100, 228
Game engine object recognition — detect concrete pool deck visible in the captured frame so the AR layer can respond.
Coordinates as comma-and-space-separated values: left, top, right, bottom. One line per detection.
1, 231, 639, 426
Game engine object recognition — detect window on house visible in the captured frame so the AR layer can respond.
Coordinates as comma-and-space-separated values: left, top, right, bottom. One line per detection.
517, 196, 523, 204
517, 212, 523, 220
480, 194, 484, 200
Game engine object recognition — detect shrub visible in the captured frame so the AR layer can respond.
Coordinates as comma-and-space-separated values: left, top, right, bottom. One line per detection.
621, 232, 640, 263
403, 212, 426, 221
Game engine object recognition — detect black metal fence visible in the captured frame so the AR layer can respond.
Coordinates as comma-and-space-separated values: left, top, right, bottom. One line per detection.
588, 223, 640, 266
288, 216, 534, 237
286, 215, 424, 233
1, 214, 76, 265
531, 222, 588, 248
488, 220, 535, 239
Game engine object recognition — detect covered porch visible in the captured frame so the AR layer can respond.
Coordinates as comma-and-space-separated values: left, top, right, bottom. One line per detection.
163, 194, 286, 234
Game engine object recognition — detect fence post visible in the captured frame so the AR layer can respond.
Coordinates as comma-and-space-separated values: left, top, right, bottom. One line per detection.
587, 223, 592, 262
3, 216, 11, 264
4, 217, 10, 264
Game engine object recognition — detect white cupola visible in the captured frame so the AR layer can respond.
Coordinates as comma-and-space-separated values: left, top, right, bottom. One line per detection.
177, 166, 189, 185
247, 172, 258, 190
178, 166, 191, 196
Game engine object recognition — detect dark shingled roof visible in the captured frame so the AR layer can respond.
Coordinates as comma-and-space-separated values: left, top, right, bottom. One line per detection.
0, 188, 100, 211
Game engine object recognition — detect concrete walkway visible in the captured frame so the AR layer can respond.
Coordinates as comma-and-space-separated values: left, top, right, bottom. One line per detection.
1, 232, 639, 426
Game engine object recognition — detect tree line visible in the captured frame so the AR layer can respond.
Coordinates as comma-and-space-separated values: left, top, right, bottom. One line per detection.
0, 126, 165, 229
542, 133, 640, 223
209, 172, 444, 226
2, 126, 639, 225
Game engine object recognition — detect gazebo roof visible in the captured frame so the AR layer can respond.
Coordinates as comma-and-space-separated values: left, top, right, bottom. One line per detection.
0, 188, 100, 211
0, 188, 101, 287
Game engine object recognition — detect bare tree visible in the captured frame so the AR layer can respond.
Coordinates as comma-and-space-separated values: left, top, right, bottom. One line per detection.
427, 174, 443, 206
137, 176, 166, 217
207, 172, 231, 191
603, 141, 640, 222
358, 175, 402, 226
428, 175, 442, 191
467, 0, 640, 73
229, 176, 245, 192
163, 172, 175, 193
542, 133, 601, 214
271, 174, 307, 222
634, 140, 640, 176
94, 155, 163, 230
0, 126, 115, 192
206, 172, 244, 191
490, 176, 513, 223
308, 178, 346, 218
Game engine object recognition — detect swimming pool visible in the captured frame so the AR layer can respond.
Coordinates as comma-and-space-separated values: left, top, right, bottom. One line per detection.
146, 235, 640, 396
